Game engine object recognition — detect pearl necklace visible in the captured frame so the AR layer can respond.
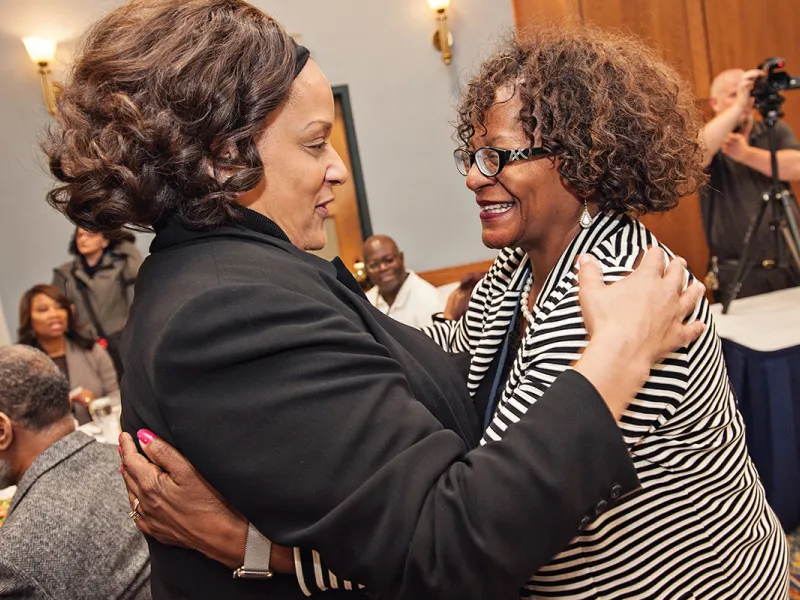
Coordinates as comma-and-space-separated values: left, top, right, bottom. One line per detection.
519, 274, 535, 327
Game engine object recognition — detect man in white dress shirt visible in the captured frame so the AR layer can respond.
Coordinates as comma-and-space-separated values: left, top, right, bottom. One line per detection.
363, 235, 443, 328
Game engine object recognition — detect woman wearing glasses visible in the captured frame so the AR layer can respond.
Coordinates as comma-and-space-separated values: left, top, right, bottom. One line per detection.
52, 2, 706, 598
432, 27, 788, 598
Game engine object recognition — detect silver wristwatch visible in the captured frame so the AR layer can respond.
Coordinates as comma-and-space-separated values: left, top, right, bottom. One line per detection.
233, 523, 274, 579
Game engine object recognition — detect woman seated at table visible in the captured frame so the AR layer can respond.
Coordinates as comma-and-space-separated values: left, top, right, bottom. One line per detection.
119, 24, 787, 600
17, 284, 118, 424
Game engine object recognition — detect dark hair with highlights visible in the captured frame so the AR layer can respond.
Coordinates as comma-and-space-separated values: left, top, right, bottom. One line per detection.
43, 0, 297, 232
455, 26, 706, 215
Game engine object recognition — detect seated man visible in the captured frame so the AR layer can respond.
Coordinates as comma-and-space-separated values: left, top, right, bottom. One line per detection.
0, 345, 150, 599
363, 235, 444, 328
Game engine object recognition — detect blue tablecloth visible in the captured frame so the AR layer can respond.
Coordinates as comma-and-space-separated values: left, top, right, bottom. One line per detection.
722, 339, 800, 532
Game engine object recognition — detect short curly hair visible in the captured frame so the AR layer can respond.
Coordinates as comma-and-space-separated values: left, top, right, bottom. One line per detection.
43, 0, 297, 232
455, 26, 706, 215
0, 346, 70, 431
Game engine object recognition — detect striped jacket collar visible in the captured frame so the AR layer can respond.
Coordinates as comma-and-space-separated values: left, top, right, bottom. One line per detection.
466, 212, 628, 395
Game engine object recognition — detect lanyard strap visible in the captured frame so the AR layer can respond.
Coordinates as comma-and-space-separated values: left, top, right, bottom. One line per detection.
483, 296, 523, 432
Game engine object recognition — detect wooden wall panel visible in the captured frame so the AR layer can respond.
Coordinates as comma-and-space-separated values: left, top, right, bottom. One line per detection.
640, 195, 709, 280
580, 0, 710, 97
512, 0, 581, 31
704, 0, 800, 139
418, 259, 496, 288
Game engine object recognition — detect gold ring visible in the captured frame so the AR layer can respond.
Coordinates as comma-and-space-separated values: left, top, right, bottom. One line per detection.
128, 497, 142, 520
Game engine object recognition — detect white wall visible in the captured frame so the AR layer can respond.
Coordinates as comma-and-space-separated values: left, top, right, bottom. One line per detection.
0, 0, 512, 333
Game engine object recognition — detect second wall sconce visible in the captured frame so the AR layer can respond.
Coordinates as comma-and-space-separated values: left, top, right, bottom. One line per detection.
22, 37, 59, 116
427, 0, 453, 66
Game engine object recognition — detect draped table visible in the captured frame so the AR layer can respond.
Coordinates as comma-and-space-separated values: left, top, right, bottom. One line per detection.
710, 287, 800, 532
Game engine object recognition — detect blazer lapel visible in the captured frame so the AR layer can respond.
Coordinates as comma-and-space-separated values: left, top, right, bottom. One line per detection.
331, 257, 369, 300
465, 249, 528, 396
516, 213, 627, 376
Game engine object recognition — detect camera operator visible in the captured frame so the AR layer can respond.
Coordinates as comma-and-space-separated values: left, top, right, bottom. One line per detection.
700, 68, 800, 300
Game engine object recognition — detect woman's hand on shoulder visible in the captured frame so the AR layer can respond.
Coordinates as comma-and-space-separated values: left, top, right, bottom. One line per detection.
578, 249, 704, 363
574, 250, 705, 420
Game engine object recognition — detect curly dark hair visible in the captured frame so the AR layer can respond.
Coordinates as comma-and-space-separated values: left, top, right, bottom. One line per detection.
68, 227, 137, 257
17, 285, 95, 351
43, 0, 297, 232
455, 26, 706, 215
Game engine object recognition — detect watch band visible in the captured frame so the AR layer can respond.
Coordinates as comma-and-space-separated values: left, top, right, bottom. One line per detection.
233, 523, 274, 579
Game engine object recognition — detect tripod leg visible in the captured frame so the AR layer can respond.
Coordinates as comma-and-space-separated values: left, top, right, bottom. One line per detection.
778, 224, 800, 280
778, 191, 800, 260
722, 193, 771, 314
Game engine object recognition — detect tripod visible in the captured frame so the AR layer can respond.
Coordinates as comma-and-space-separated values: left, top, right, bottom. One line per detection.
721, 100, 800, 314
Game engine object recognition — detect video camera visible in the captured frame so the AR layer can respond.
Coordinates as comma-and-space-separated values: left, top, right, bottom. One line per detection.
752, 58, 799, 115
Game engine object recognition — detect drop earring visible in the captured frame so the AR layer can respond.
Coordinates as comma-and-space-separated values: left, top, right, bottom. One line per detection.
579, 198, 593, 229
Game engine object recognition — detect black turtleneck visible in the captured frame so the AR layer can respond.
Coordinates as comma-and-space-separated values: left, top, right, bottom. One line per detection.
234, 207, 292, 244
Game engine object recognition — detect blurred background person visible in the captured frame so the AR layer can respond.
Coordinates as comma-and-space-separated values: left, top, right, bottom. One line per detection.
52, 228, 142, 376
700, 68, 800, 301
17, 284, 117, 424
0, 345, 150, 599
363, 234, 443, 328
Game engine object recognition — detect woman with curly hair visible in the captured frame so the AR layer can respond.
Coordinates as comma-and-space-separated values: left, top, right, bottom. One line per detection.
434, 27, 789, 598
45, 1, 707, 598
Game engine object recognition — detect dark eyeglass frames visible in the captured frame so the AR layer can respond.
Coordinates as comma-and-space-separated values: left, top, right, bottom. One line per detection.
453, 146, 550, 177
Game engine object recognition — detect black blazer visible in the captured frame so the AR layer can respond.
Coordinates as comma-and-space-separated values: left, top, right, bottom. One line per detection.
120, 212, 638, 600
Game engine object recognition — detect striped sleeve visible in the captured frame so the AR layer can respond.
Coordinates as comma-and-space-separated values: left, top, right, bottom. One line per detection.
421, 250, 511, 353
293, 547, 365, 596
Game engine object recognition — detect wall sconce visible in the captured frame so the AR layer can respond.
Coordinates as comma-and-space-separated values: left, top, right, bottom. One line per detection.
428, 0, 453, 66
22, 37, 59, 116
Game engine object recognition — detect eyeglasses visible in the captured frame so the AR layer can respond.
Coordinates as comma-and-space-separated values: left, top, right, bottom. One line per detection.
453, 146, 550, 177
366, 254, 399, 272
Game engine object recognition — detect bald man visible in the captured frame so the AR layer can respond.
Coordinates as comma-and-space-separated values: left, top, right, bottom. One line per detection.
362, 235, 444, 328
699, 68, 800, 300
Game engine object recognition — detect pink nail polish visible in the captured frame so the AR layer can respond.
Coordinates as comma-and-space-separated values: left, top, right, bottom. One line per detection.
120, 465, 124, 474
137, 429, 157, 445
118, 433, 124, 444
117, 446, 121, 455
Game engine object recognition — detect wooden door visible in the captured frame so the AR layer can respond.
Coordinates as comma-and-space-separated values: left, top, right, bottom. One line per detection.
310, 86, 372, 273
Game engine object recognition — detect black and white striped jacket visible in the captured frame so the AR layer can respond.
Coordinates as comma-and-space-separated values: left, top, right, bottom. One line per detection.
425, 212, 789, 599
